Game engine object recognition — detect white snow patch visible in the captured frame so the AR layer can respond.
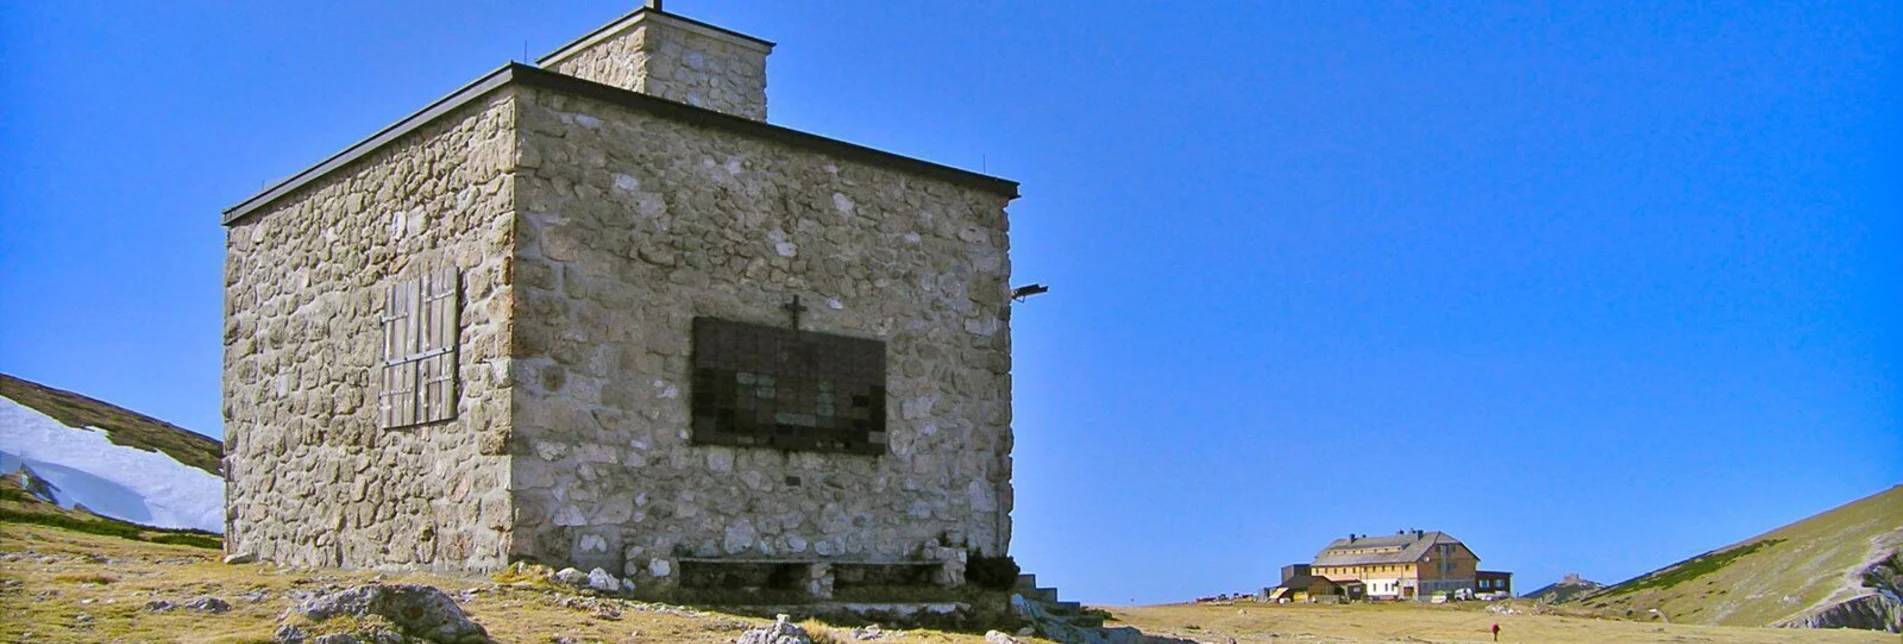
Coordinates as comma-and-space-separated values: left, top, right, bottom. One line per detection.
0, 396, 224, 533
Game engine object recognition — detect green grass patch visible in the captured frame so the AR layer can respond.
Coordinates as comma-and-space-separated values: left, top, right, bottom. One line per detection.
1599, 539, 1786, 598
966, 552, 1020, 590
52, 572, 117, 585
0, 508, 221, 549
147, 533, 224, 549
0, 507, 146, 539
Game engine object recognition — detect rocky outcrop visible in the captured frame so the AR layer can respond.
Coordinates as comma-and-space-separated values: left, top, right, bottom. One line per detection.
1777, 551, 1903, 633
1776, 593, 1901, 632
11, 464, 60, 504
1524, 572, 1602, 604
735, 615, 813, 644
281, 583, 490, 643
1867, 552, 1903, 605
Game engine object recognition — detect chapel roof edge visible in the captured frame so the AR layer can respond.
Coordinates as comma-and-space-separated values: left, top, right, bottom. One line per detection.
222, 63, 1019, 226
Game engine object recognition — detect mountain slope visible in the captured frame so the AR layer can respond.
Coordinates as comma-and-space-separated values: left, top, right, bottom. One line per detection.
0, 373, 224, 533
1574, 485, 1903, 631
0, 373, 221, 475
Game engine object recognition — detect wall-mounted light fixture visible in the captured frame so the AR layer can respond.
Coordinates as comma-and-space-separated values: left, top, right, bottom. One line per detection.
1010, 283, 1049, 302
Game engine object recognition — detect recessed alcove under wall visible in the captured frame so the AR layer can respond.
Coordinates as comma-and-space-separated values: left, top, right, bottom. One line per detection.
832, 562, 941, 588
676, 559, 944, 591
679, 560, 808, 590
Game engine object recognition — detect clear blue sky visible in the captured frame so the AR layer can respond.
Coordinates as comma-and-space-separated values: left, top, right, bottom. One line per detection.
2, 1, 1897, 604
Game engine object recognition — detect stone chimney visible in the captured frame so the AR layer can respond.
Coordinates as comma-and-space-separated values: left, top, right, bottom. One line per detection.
539, 1, 775, 121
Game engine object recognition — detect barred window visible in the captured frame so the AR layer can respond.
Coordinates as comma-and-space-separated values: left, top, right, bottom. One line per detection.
378, 267, 460, 428
689, 317, 886, 455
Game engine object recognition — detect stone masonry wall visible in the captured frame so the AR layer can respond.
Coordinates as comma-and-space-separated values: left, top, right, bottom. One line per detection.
545, 14, 770, 121
223, 90, 521, 571
506, 86, 1014, 586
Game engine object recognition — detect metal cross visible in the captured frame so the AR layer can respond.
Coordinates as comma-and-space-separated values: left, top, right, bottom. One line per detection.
645, 0, 665, 12
783, 295, 808, 330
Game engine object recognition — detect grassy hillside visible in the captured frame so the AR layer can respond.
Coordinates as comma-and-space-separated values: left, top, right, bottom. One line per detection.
1574, 484, 1903, 628
1, 373, 224, 476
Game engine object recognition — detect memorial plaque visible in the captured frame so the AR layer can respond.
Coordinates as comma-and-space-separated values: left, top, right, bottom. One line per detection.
690, 317, 887, 455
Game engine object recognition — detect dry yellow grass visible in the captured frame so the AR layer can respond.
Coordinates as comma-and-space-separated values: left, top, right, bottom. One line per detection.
0, 523, 1056, 643
10, 516, 1893, 643
1101, 600, 1897, 643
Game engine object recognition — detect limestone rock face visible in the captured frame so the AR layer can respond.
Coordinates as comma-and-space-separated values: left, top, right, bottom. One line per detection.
1776, 593, 1901, 632
1776, 552, 1903, 633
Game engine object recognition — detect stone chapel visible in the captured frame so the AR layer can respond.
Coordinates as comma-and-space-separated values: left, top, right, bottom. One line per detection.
220, 4, 1019, 594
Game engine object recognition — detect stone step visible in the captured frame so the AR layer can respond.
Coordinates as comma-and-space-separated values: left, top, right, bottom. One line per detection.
1045, 600, 1082, 616
1008, 572, 1115, 638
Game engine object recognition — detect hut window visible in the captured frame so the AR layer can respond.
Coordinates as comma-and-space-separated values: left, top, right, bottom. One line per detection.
378, 268, 460, 428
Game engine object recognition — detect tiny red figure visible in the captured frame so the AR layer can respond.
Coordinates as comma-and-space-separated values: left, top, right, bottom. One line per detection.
1491, 622, 1501, 641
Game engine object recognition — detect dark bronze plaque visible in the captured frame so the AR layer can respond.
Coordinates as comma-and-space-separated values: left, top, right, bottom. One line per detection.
690, 317, 887, 455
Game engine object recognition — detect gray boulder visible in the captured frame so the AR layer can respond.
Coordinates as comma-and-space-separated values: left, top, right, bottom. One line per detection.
185, 596, 232, 613
287, 583, 489, 643
586, 567, 626, 593
553, 567, 589, 587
